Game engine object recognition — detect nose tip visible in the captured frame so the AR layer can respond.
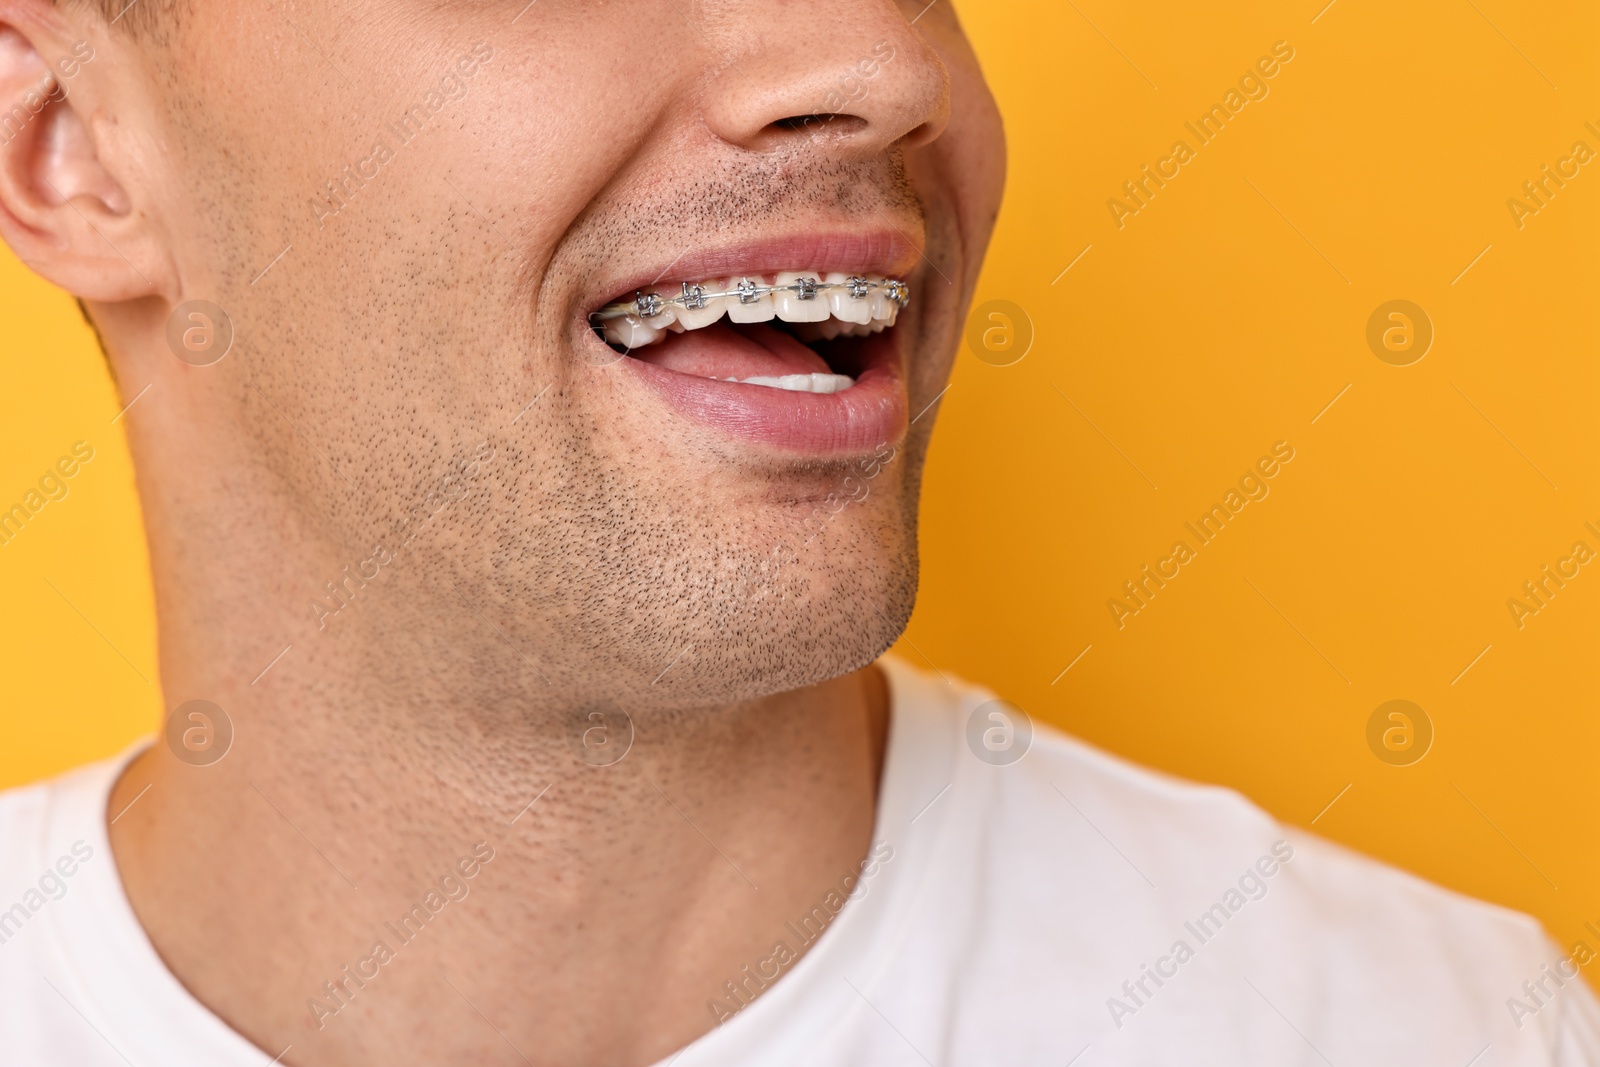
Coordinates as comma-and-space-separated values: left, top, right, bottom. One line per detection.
699, 10, 951, 157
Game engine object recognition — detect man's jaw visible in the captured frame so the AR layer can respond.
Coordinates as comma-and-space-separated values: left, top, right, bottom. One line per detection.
579, 232, 922, 455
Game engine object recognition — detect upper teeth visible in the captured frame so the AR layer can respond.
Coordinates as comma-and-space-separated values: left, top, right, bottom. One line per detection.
595, 273, 909, 350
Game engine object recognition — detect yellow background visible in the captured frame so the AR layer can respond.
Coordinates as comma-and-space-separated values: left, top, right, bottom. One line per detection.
2, 0, 1598, 964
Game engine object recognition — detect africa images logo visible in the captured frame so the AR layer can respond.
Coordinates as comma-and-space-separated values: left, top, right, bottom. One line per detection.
0, 842, 95, 947
1106, 442, 1296, 629
1106, 841, 1295, 1029
306, 842, 496, 1030
707, 842, 895, 1025
1106, 41, 1296, 230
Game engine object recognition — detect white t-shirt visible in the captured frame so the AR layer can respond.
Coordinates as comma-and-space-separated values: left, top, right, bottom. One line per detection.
2, 657, 1596, 1066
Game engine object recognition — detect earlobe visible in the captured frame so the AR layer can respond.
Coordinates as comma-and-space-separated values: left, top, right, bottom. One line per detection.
0, 16, 162, 302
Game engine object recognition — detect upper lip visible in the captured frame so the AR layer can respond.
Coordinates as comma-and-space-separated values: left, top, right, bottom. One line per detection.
585, 228, 924, 315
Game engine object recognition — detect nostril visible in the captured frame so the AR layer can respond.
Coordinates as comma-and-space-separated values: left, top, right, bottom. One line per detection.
772, 114, 831, 131
766, 113, 869, 139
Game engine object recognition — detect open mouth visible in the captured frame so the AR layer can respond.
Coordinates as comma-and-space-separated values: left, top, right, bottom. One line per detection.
589, 273, 909, 395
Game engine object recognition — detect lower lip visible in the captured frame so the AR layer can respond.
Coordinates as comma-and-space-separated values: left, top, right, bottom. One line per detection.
613, 330, 908, 455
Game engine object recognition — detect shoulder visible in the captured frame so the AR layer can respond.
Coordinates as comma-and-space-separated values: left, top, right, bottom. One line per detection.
0, 745, 271, 1067
0, 759, 112, 868
0, 754, 127, 928
0, 748, 144, 965
878, 656, 1600, 1059
0, 773, 51, 857
885, 653, 1549, 946
0, 754, 127, 842
1028, 704, 1561, 975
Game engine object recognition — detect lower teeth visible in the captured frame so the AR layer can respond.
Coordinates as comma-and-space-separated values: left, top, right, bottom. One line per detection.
723, 373, 856, 394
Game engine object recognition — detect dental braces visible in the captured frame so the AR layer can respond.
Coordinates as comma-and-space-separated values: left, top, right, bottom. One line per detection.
594, 277, 910, 322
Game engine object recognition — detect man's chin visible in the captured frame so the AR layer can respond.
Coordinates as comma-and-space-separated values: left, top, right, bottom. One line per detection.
606, 553, 919, 711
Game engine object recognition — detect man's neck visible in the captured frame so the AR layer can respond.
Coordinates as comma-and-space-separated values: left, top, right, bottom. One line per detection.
107, 549, 891, 1066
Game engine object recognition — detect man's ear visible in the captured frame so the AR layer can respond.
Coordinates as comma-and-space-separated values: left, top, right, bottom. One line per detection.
0, 4, 169, 302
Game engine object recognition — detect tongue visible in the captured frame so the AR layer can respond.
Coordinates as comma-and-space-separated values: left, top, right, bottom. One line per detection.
631, 322, 833, 380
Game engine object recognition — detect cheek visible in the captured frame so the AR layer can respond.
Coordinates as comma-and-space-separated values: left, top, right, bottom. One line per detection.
918, 112, 1005, 328
905, 200, 972, 352
928, 27, 1008, 221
